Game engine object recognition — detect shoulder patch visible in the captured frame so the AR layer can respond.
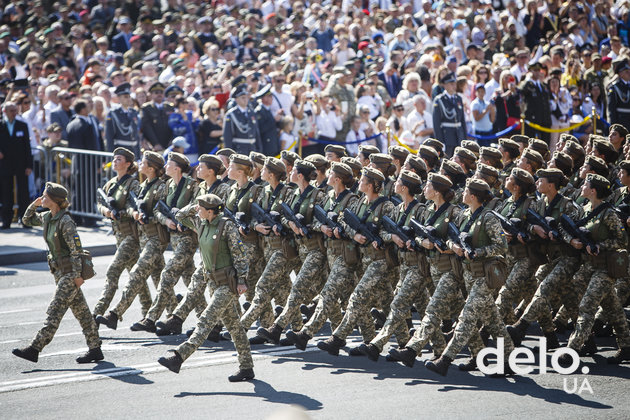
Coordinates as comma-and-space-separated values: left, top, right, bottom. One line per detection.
73, 234, 82, 249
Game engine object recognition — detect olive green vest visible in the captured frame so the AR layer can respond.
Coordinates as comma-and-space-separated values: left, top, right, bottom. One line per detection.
287, 186, 320, 223
225, 181, 261, 213
584, 204, 611, 243
43, 210, 72, 260
103, 175, 135, 220
459, 209, 490, 248
199, 216, 232, 271
166, 176, 195, 209
138, 177, 164, 218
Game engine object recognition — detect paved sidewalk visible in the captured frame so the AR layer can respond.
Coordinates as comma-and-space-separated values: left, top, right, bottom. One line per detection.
0, 220, 116, 266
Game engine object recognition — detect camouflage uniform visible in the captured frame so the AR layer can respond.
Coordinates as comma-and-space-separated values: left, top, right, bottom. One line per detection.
442, 208, 513, 361
326, 77, 356, 141
298, 190, 361, 338
566, 204, 630, 351
93, 175, 144, 316
145, 176, 198, 322
22, 203, 101, 351
112, 178, 168, 319
240, 182, 299, 330
330, 196, 397, 343
174, 208, 253, 370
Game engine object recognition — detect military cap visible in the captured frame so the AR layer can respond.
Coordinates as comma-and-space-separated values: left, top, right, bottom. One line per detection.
440, 72, 457, 84
510, 167, 535, 186
230, 153, 253, 168
45, 182, 68, 201
281, 150, 300, 165
428, 172, 453, 189
537, 168, 568, 186
333, 66, 351, 75
305, 154, 329, 169
619, 160, 630, 173
324, 144, 348, 157
199, 154, 225, 174
231, 83, 249, 98
510, 134, 530, 146
165, 85, 184, 97
461, 140, 480, 157
358, 144, 380, 156
418, 145, 439, 161
362, 166, 385, 182
264, 156, 286, 175
399, 170, 422, 186
149, 82, 165, 93
609, 123, 629, 138
295, 159, 317, 174
331, 161, 354, 178
253, 83, 272, 100
499, 138, 520, 155
46, 122, 62, 132
466, 178, 491, 195
369, 153, 394, 166
454, 146, 477, 163
585, 173, 611, 191
560, 133, 579, 144
551, 151, 573, 173
197, 193, 224, 210
386, 145, 409, 161
405, 154, 428, 173
144, 150, 165, 168
217, 147, 235, 157
584, 155, 608, 177
113, 147, 135, 161
423, 138, 445, 154
114, 82, 131, 96
521, 148, 544, 168
341, 157, 363, 176
563, 141, 585, 159
528, 138, 549, 158
476, 163, 500, 180
480, 146, 503, 168
249, 151, 266, 166
168, 152, 190, 170
592, 138, 618, 162
441, 159, 465, 177
231, 75, 247, 89
614, 58, 630, 74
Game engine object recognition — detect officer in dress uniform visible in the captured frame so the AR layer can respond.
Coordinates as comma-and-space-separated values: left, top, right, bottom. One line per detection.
140, 82, 173, 151
607, 58, 630, 130
254, 84, 280, 157
223, 84, 263, 155
105, 83, 141, 157
519, 60, 552, 143
432, 72, 467, 157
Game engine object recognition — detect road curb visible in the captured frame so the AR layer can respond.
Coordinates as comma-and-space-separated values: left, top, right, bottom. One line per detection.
0, 244, 116, 266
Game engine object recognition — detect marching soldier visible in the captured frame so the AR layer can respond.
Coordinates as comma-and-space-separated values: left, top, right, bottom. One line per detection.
223, 84, 263, 155
141, 82, 173, 151
105, 83, 141, 157
432, 72, 467, 156
607, 58, 630, 130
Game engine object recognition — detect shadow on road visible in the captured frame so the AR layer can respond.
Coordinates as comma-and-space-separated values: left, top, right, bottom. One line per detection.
173, 379, 323, 411
22, 361, 154, 385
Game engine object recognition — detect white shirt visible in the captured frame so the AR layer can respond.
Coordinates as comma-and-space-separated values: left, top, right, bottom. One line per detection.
484, 79, 500, 102
357, 95, 383, 120
316, 109, 342, 139
345, 127, 365, 157
405, 109, 434, 144
510, 64, 527, 83
269, 86, 294, 117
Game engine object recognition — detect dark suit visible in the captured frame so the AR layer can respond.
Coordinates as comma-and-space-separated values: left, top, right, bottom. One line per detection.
607, 79, 630, 129
111, 32, 131, 54
67, 115, 100, 150
0, 119, 32, 226
378, 71, 402, 99
519, 78, 552, 143
50, 107, 74, 139
141, 102, 173, 149
255, 104, 280, 156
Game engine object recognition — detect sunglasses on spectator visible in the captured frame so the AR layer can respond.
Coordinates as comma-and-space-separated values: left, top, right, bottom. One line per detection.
212, 85, 221, 89
202, 90, 210, 94
394, 106, 404, 111
210, 107, 220, 111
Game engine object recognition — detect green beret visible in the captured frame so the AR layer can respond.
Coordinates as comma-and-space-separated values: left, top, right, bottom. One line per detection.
480, 146, 503, 169
295, 159, 317, 174
536, 168, 568, 187
521, 148, 544, 168
454, 146, 477, 163
466, 178, 491, 195
592, 138, 618, 162
405, 154, 427, 174
340, 157, 362, 175
324, 144, 348, 157
499, 138, 520, 155
249, 151, 266, 166
428, 172, 453, 189
369, 153, 394, 166
388, 145, 410, 161
476, 163, 500, 180
113, 147, 135, 161
610, 123, 629, 138
144, 150, 165, 169
563, 141, 585, 159
510, 167, 535, 186
423, 138, 445, 155
216, 148, 236, 157
418, 145, 438, 161
362, 167, 385, 182
551, 151, 573, 173
510, 134, 530, 145
168, 152, 190, 170
358, 145, 380, 156
441, 159, 465, 177
197, 193, 224, 210
585, 173, 611, 191
560, 133, 579, 144
331, 162, 354, 178
584, 155, 608, 177
528, 138, 549, 158
461, 140, 480, 156
199, 154, 225, 174
230, 153, 253, 168
305, 154, 329, 169
264, 156, 287, 175
281, 150, 300, 165
399, 169, 422, 186
45, 182, 68, 201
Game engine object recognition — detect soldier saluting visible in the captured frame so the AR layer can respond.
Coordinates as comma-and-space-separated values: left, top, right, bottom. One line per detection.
607, 58, 630, 130
223, 84, 262, 155
105, 83, 140, 157
432, 72, 467, 157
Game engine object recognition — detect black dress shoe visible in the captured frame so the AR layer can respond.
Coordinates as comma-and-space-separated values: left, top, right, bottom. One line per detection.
158, 351, 183, 374
76, 347, 104, 364
228, 368, 255, 382
12, 346, 39, 362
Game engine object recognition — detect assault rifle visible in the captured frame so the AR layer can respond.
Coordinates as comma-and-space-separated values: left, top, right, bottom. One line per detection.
559, 214, 598, 254
313, 205, 347, 239
491, 211, 529, 243
156, 200, 188, 232
281, 202, 311, 238
224, 207, 250, 235
409, 218, 447, 252
128, 191, 149, 223
343, 208, 384, 248
251, 202, 286, 236
96, 188, 121, 220
382, 215, 420, 251
526, 208, 560, 240
447, 222, 475, 259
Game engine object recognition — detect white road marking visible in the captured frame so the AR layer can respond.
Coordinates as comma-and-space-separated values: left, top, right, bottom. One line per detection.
0, 339, 19, 344
40, 344, 142, 358
0, 309, 33, 315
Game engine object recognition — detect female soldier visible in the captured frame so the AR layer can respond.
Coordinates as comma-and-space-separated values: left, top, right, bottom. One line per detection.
256, 160, 328, 344
96, 151, 168, 330
317, 167, 396, 356
157, 194, 255, 382
14, 183, 103, 364
131, 152, 198, 332
369, 153, 397, 201
286, 162, 361, 350
387, 174, 466, 368
240, 157, 297, 332
359, 170, 435, 360
196, 154, 231, 200
559, 174, 630, 365
426, 179, 514, 377
305, 154, 331, 192
93, 147, 145, 318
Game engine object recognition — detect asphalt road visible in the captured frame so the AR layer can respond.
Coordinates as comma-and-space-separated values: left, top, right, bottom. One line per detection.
1, 255, 629, 419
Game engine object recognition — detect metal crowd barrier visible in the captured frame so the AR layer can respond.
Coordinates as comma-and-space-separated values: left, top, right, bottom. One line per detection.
41, 147, 114, 220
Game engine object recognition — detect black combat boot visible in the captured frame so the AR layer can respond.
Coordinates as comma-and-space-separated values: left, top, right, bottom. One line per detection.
12, 346, 39, 363
158, 350, 183, 374
317, 335, 346, 356
186, 327, 195, 337
506, 319, 530, 346
441, 319, 453, 333
592, 319, 613, 337
358, 343, 381, 362
242, 301, 251, 311
544, 331, 560, 349
479, 326, 490, 347
578, 335, 598, 356
257, 323, 283, 344
371, 308, 386, 330
228, 368, 255, 382
156, 315, 183, 336
607, 347, 630, 364
300, 303, 316, 321
274, 305, 283, 318
553, 318, 568, 334
249, 335, 268, 345
76, 347, 104, 363
387, 347, 417, 367
279, 336, 294, 346
347, 343, 368, 356
286, 330, 311, 351
458, 357, 478, 371
130, 318, 156, 333
95, 311, 118, 330
207, 325, 222, 342
425, 355, 453, 376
